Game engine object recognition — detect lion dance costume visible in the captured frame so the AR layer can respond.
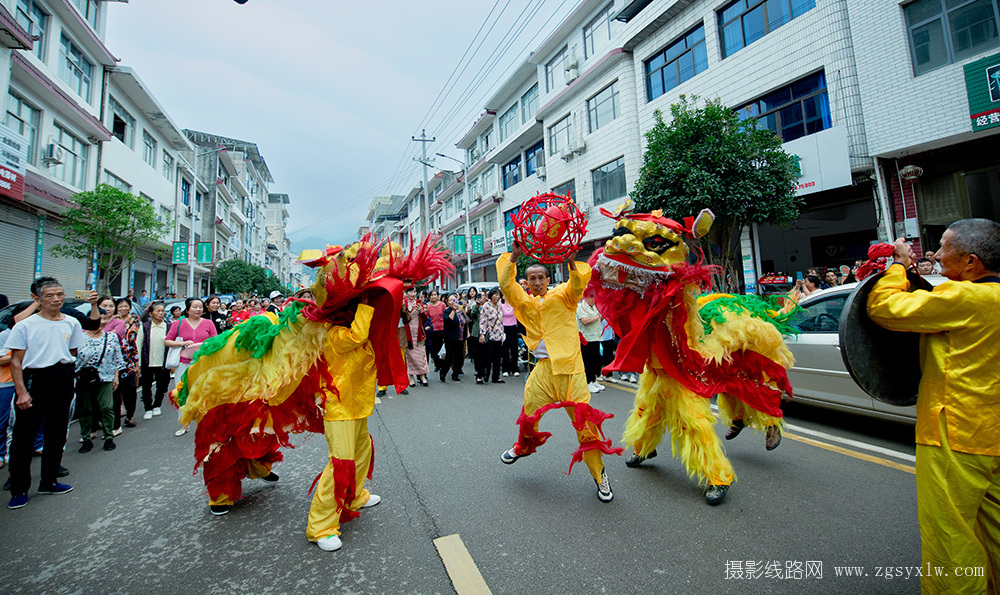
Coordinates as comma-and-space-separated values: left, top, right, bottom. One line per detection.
170, 234, 452, 544
588, 201, 796, 505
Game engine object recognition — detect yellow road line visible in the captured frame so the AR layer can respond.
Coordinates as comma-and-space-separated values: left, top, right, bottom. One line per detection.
602, 381, 635, 393
599, 381, 916, 473
783, 433, 916, 474
433, 534, 492, 595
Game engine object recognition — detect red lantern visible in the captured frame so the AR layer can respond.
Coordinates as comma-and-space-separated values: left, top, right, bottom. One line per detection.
511, 192, 588, 264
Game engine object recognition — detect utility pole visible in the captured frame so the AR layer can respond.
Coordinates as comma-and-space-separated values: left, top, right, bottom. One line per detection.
411, 129, 435, 237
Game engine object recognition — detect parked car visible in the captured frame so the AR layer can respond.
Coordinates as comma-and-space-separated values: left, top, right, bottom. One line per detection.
0, 299, 92, 333
783, 275, 946, 424
455, 282, 499, 296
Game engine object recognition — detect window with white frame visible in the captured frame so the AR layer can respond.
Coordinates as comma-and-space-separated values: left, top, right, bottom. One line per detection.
479, 128, 492, 155
445, 197, 454, 218
158, 205, 171, 225
71, 0, 100, 32
103, 169, 131, 192
588, 81, 620, 132
583, 2, 615, 58
502, 156, 521, 190
181, 179, 190, 207
905, 0, 1000, 76
142, 130, 157, 167
16, 0, 47, 60
469, 177, 480, 199
108, 96, 135, 148
195, 192, 203, 213
719, 0, 816, 59
525, 140, 544, 177
552, 179, 576, 200
163, 152, 175, 181
592, 157, 626, 205
546, 46, 569, 92
466, 144, 480, 166
53, 124, 87, 188
548, 115, 572, 156
484, 212, 495, 237
6, 91, 40, 166
499, 104, 519, 142
734, 71, 831, 142
645, 24, 708, 101
59, 35, 93, 102
521, 83, 538, 123
481, 167, 496, 193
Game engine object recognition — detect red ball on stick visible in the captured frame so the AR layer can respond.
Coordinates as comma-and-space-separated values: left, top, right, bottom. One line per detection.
511, 192, 588, 264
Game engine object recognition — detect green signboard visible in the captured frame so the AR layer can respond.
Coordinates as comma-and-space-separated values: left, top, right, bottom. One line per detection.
172, 241, 188, 264
196, 241, 213, 264
471, 234, 484, 254
965, 51, 1000, 132
454, 234, 466, 254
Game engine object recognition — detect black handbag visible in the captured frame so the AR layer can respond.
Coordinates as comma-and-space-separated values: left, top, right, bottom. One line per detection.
76, 334, 108, 387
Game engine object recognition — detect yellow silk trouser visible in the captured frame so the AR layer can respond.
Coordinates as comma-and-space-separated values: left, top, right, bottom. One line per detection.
622, 369, 734, 487
522, 358, 604, 483
306, 418, 373, 541
717, 393, 783, 432
208, 459, 273, 506
916, 411, 1000, 595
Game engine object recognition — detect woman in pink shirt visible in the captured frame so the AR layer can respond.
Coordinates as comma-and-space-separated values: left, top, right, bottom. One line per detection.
165, 297, 217, 436
424, 290, 446, 371
500, 298, 520, 376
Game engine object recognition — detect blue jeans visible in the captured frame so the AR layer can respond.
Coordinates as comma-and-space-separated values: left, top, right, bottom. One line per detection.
0, 385, 13, 459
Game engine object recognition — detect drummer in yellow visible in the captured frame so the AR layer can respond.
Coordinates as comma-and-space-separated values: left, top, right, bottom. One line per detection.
497, 243, 621, 502
306, 297, 382, 552
867, 219, 1000, 595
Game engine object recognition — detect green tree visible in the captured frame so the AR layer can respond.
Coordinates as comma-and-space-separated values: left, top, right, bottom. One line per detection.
214, 258, 261, 294
254, 273, 285, 297
51, 184, 171, 294
631, 96, 802, 292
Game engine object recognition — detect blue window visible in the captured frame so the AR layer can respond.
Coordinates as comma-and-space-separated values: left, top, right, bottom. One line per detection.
735, 71, 831, 142
181, 179, 191, 207
525, 140, 544, 177
645, 25, 708, 101
502, 156, 521, 190
719, 0, 816, 58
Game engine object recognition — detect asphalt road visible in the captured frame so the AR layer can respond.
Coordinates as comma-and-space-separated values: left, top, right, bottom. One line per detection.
1, 372, 921, 594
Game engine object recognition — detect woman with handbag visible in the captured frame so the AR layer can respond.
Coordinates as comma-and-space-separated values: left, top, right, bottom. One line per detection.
165, 298, 217, 437
112, 298, 141, 429
478, 289, 505, 384
136, 302, 170, 420
77, 297, 125, 453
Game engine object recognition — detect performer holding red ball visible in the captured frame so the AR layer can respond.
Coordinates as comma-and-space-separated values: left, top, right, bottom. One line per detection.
497, 193, 622, 502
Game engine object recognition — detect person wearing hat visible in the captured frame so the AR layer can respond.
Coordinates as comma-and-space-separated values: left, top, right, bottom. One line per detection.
267, 291, 283, 314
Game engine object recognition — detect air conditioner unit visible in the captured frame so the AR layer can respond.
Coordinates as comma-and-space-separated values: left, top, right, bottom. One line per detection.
496, 190, 504, 200
42, 143, 63, 165
560, 147, 573, 161
573, 140, 587, 155
564, 67, 579, 84
536, 166, 546, 180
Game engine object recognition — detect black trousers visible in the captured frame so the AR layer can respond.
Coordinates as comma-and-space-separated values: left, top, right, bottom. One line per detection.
427, 330, 445, 368
581, 341, 602, 384
114, 373, 138, 424
9, 363, 74, 495
502, 326, 519, 374
140, 366, 170, 410
440, 339, 465, 381
466, 336, 479, 374
481, 339, 503, 382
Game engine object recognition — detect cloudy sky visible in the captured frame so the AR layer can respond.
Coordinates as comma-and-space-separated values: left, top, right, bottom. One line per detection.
105, 0, 577, 248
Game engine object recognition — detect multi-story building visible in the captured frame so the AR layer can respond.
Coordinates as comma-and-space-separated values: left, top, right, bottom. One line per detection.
0, 0, 114, 299
266, 192, 293, 286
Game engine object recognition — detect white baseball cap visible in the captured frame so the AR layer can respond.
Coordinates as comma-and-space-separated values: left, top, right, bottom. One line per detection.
269, 290, 282, 299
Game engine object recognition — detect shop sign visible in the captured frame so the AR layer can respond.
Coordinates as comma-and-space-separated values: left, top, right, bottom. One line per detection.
454, 234, 466, 254
490, 230, 507, 254
503, 206, 521, 254
0, 123, 28, 201
965, 51, 1000, 132
471, 234, 484, 254
783, 126, 852, 197
197, 242, 213, 264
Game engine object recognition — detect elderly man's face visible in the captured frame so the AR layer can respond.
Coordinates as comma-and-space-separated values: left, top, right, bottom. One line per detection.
935, 229, 973, 281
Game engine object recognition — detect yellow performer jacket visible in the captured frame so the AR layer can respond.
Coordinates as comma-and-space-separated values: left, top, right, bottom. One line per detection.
868, 264, 1000, 456
319, 304, 376, 421
497, 253, 590, 376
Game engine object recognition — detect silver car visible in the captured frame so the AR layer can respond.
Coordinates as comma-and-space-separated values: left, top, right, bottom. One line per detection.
783, 276, 946, 424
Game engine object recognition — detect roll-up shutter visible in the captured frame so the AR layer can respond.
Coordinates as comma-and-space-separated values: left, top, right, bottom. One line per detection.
0, 202, 40, 301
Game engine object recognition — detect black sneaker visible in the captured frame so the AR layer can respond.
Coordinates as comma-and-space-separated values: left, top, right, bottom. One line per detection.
705, 484, 730, 505
37, 482, 73, 495
376, 389, 387, 397
79, 439, 94, 454
400, 389, 409, 395
260, 472, 279, 482
597, 469, 613, 502
57, 466, 70, 478
210, 504, 231, 516
492, 379, 505, 384
625, 449, 656, 468
500, 447, 520, 464
103, 439, 116, 451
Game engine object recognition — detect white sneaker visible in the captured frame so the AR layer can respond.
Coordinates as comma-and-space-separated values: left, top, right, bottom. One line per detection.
597, 469, 613, 502
317, 535, 343, 552
142, 411, 153, 420
597, 375, 607, 381
362, 494, 382, 508
112, 427, 123, 437
587, 382, 600, 393
514, 371, 520, 377
630, 374, 639, 383
152, 407, 162, 416
597, 383, 606, 392
502, 372, 509, 377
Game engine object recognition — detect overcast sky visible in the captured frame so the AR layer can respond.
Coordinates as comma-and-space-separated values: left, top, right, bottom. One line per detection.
105, 0, 577, 247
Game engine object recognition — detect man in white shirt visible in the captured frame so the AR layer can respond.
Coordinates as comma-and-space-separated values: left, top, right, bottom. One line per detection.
5, 277, 84, 509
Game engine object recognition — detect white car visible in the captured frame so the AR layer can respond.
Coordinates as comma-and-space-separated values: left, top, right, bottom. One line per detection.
783, 276, 946, 424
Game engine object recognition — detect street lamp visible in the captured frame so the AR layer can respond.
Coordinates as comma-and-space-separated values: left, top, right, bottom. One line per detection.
436, 153, 473, 284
